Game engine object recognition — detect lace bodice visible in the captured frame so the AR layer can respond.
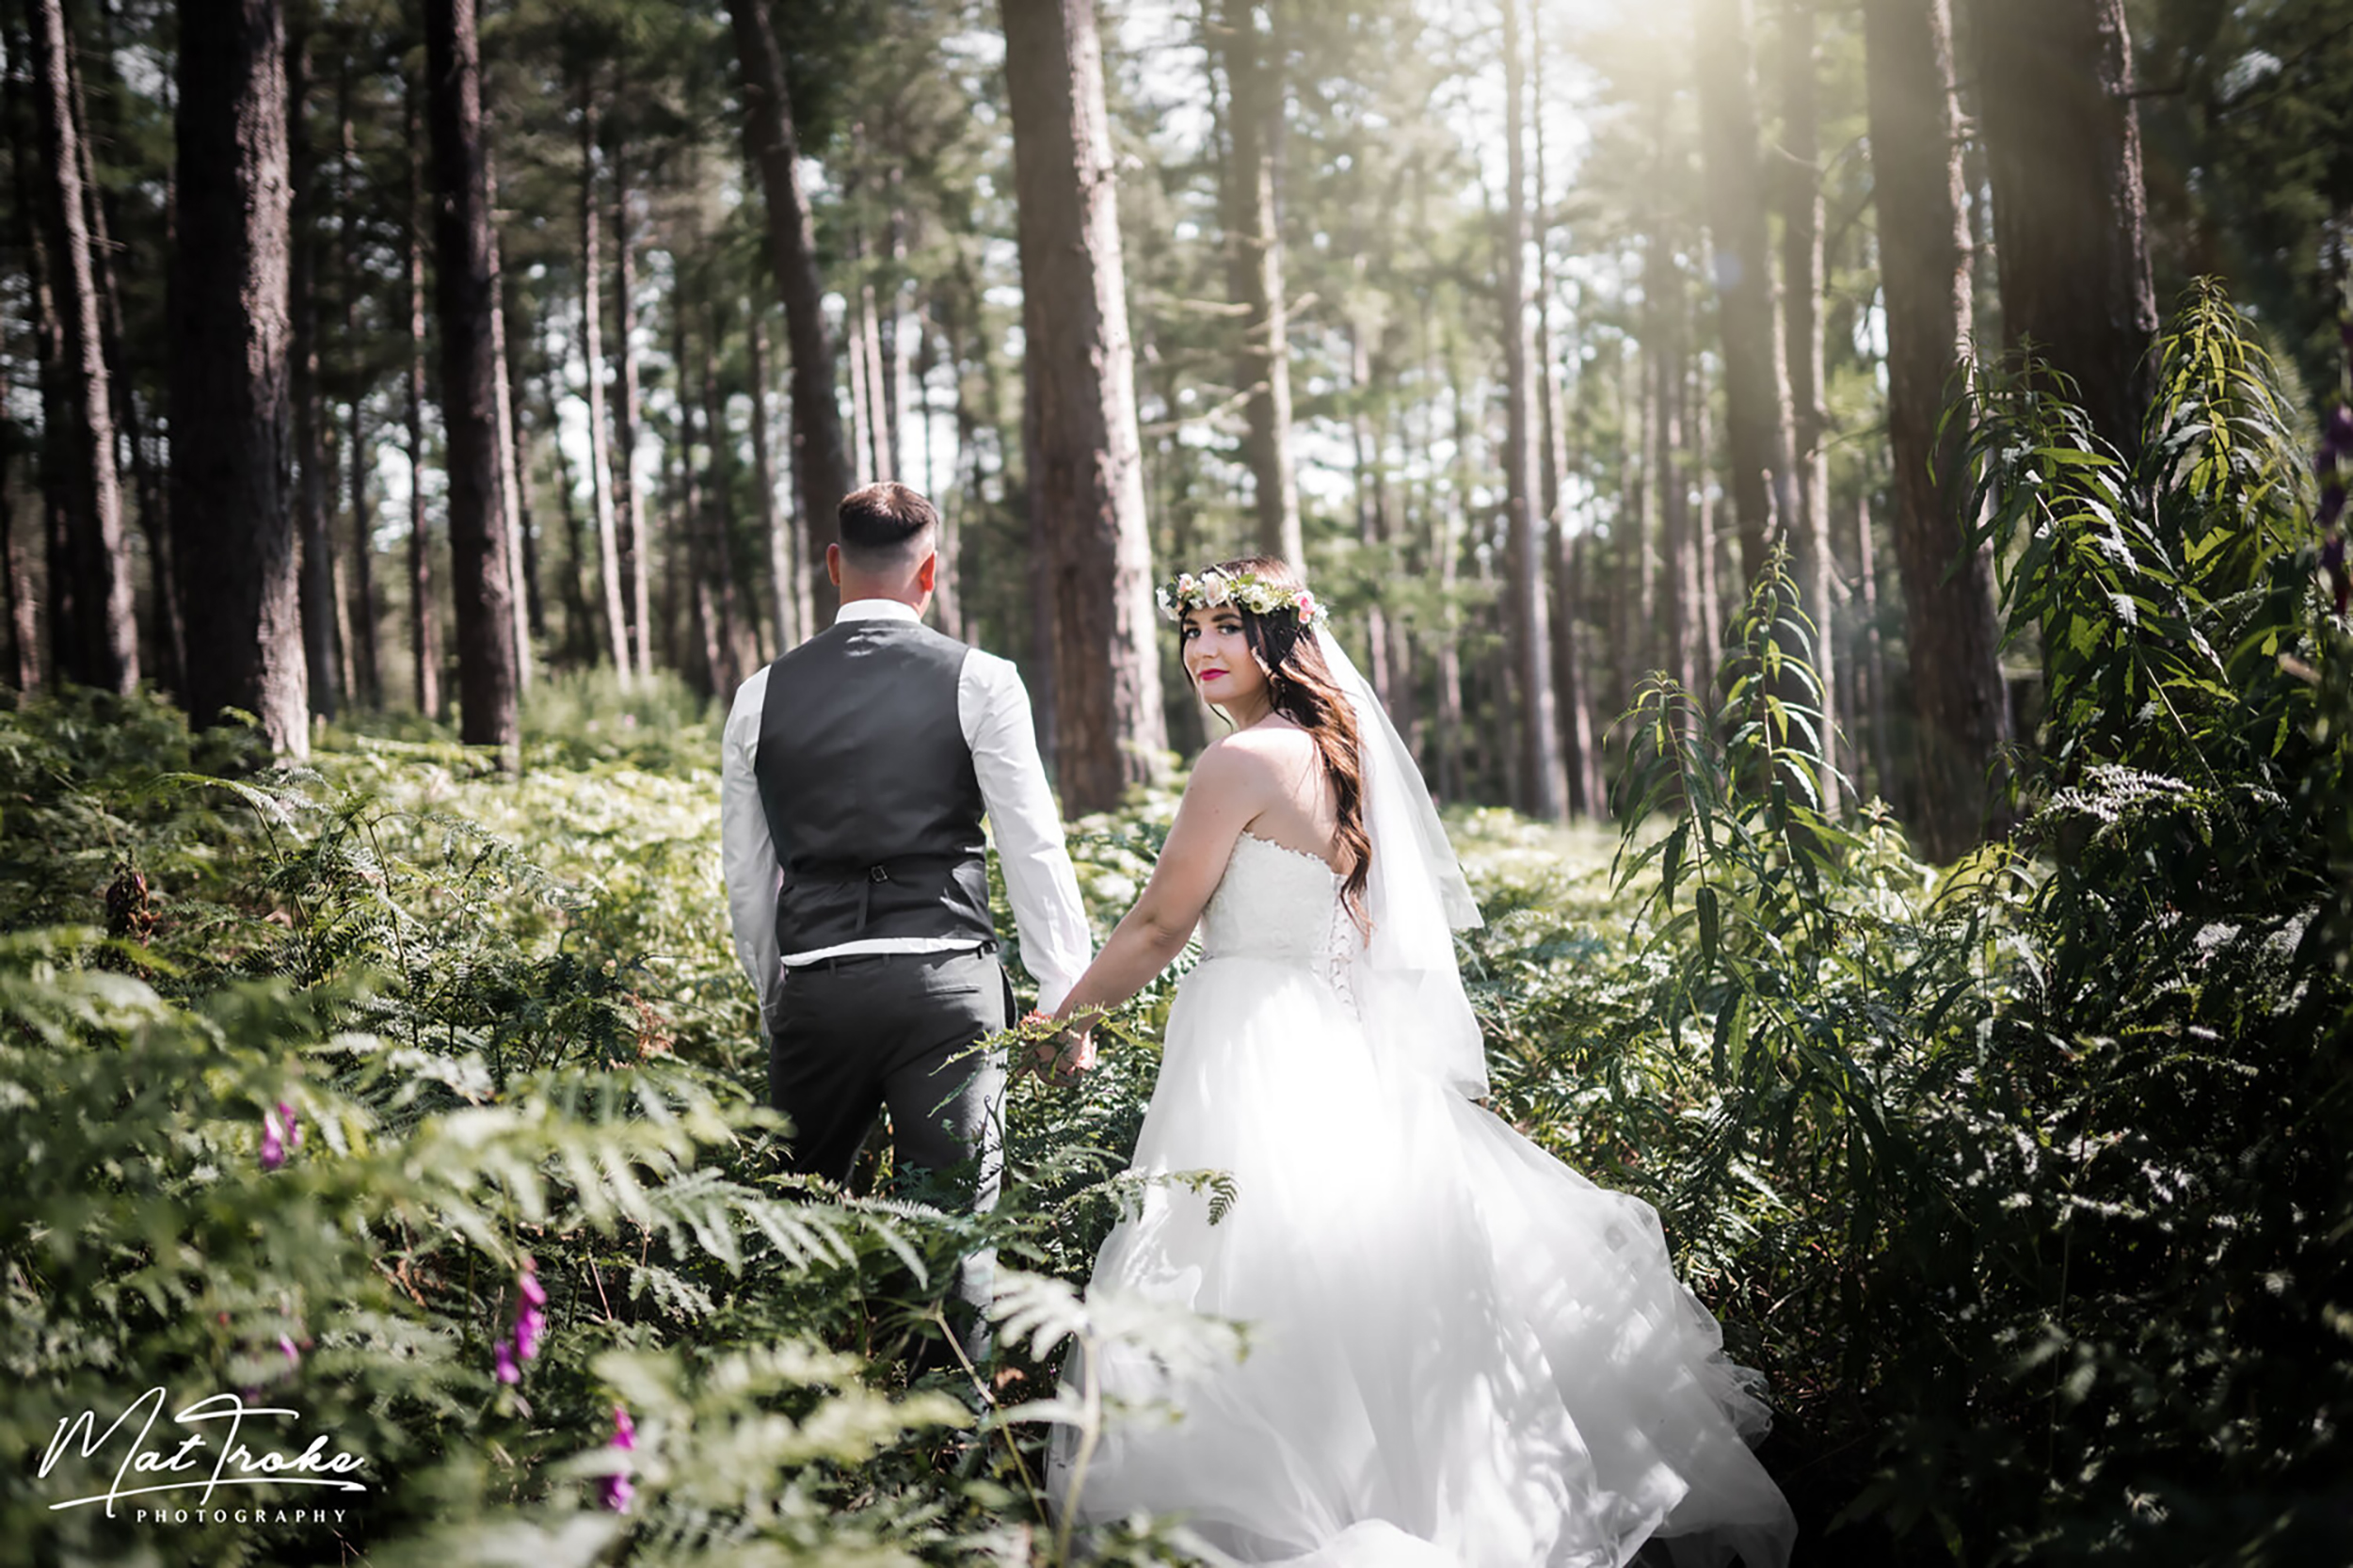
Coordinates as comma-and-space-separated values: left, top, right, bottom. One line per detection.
1198, 833, 1361, 1007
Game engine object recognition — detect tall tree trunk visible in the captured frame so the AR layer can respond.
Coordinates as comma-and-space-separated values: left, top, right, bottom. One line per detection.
0, 428, 32, 691
843, 274, 874, 487
423, 0, 519, 757
748, 303, 801, 654
171, 0, 303, 753
1000, 0, 1167, 811
485, 144, 532, 692
699, 296, 753, 693
1865, 0, 2013, 858
730, 0, 851, 627
1975, 0, 2158, 463
68, 30, 178, 698
1691, 354, 1723, 698
1214, 0, 1300, 567
1436, 345, 1469, 804
1499, 0, 1564, 818
1532, 17, 1596, 815
575, 80, 630, 681
916, 311, 964, 640
9, 31, 72, 692
31, 0, 135, 692
337, 68, 381, 709
1645, 176, 1697, 701
288, 26, 341, 720
1695, 0, 1797, 587
502, 273, 546, 648
546, 368, 596, 666
1780, 0, 1838, 813
1613, 336, 1645, 713
405, 76, 441, 720
857, 273, 895, 480
610, 106, 650, 680
1855, 490, 1896, 803
673, 298, 722, 697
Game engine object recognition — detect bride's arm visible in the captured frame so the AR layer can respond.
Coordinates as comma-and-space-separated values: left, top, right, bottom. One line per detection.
1048, 739, 1273, 1037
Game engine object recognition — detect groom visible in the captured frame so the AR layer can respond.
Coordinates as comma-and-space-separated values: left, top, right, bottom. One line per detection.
720, 481, 1092, 1370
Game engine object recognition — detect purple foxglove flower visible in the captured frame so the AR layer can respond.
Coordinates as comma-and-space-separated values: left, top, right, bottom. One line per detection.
260, 1108, 286, 1171
600, 1405, 636, 1512
493, 1338, 520, 1385
279, 1334, 300, 1367
518, 1266, 547, 1309
513, 1304, 546, 1364
279, 1101, 302, 1151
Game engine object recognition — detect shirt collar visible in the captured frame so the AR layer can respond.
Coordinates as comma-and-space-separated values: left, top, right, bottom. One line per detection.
833, 598, 921, 626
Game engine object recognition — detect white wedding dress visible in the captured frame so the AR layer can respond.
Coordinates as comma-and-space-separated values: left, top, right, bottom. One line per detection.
1046, 830, 1798, 1568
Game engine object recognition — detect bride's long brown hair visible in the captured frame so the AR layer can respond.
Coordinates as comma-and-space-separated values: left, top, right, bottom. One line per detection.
1184, 555, 1371, 925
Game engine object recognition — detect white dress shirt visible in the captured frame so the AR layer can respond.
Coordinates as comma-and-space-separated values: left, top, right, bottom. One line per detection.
721, 598, 1093, 1029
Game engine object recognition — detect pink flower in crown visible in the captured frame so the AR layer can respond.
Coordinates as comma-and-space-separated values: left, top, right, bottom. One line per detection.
1200, 570, 1231, 607
1292, 590, 1319, 623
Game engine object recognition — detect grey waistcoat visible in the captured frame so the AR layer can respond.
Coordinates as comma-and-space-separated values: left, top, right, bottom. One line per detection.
753, 616, 995, 954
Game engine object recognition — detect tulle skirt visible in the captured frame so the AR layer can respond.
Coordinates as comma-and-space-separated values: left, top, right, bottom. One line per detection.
1044, 954, 1797, 1568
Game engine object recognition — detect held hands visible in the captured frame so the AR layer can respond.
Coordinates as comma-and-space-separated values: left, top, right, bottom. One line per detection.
1019, 1008, 1096, 1087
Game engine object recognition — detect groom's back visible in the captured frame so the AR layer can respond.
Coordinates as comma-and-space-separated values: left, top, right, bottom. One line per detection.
752, 616, 994, 954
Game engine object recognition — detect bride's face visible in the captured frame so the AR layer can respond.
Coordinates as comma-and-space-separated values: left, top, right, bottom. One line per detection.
1181, 605, 1269, 712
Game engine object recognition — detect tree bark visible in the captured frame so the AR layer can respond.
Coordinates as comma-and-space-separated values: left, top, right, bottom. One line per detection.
1644, 156, 1697, 702
1865, 0, 2014, 858
698, 297, 754, 693
485, 143, 532, 691
502, 272, 546, 648
1499, 0, 1563, 817
8, 32, 72, 691
288, 26, 341, 720
1691, 354, 1722, 698
545, 367, 596, 666
1000, 0, 1167, 812
338, 69, 381, 709
1695, 0, 1797, 587
1435, 340, 1468, 804
68, 30, 178, 699
171, 0, 303, 753
0, 425, 32, 691
730, 0, 851, 627
1214, 0, 1300, 568
404, 76, 441, 720
1974, 0, 2158, 462
1533, 16, 1597, 816
574, 80, 630, 682
424, 0, 519, 757
609, 103, 650, 680
31, 0, 135, 693
1779, 0, 1837, 812
748, 303, 801, 655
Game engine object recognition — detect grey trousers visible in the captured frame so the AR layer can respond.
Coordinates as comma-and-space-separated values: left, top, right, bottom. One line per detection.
767, 946, 1011, 1368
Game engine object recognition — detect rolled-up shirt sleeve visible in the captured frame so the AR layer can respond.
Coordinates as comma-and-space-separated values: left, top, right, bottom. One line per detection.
720, 664, 785, 1032
961, 650, 1093, 1013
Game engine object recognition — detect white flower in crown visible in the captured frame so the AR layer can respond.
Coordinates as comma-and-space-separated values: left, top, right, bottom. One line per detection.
1154, 583, 1176, 620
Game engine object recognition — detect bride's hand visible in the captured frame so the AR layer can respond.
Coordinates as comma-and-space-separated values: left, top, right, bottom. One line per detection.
1019, 1010, 1096, 1086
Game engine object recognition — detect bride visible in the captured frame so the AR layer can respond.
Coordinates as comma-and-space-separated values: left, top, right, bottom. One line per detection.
1035, 556, 1797, 1568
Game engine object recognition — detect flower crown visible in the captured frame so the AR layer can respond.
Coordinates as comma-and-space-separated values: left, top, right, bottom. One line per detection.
1155, 568, 1329, 629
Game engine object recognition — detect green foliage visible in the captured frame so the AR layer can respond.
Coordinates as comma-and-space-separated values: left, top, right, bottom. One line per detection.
9, 284, 2351, 1567
1506, 282, 2353, 1565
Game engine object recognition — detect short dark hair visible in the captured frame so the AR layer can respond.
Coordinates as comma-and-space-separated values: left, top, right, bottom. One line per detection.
837, 482, 937, 568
